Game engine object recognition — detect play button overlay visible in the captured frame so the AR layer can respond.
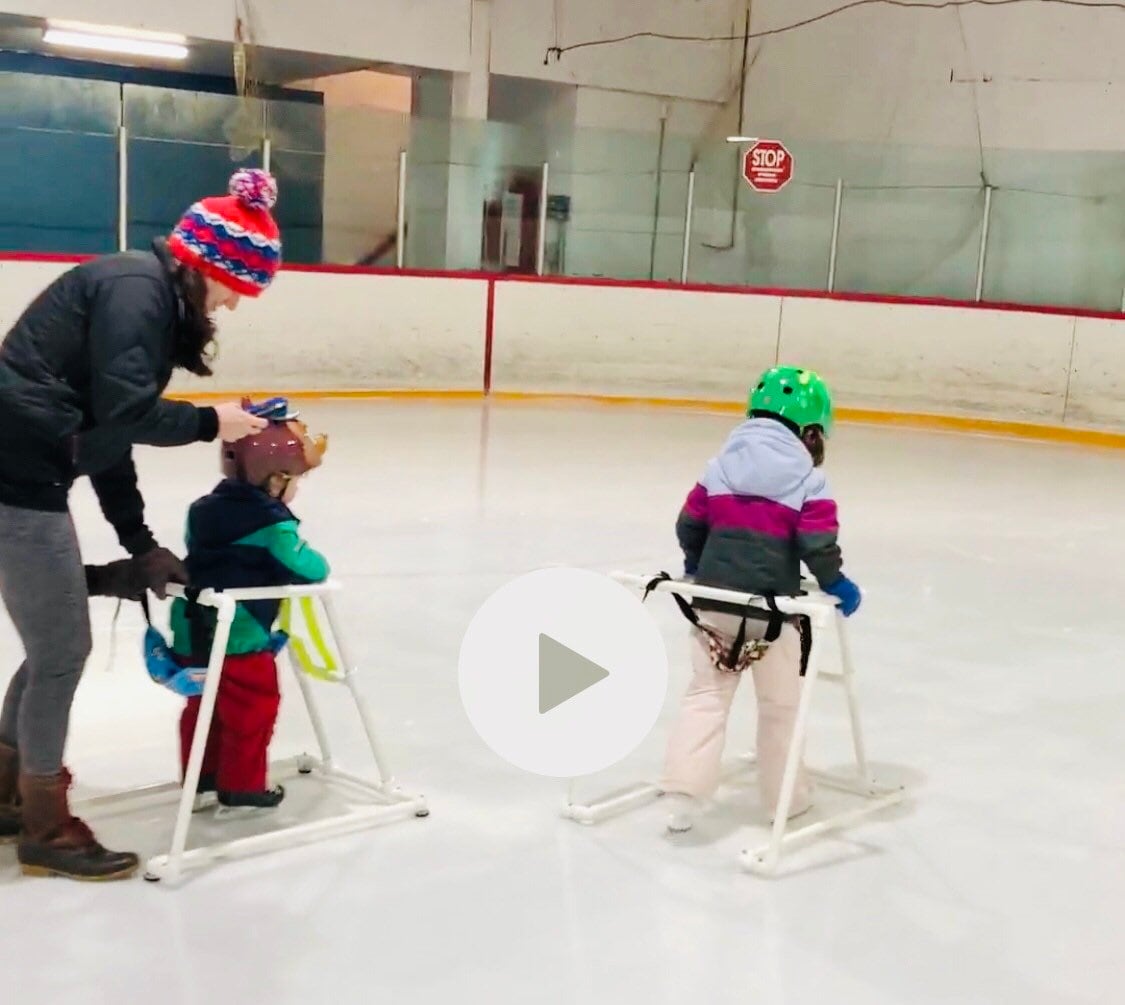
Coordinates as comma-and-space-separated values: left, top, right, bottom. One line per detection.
538, 634, 609, 714
458, 568, 668, 777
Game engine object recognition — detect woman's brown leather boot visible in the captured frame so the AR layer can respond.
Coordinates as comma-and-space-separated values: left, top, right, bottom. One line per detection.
17, 772, 139, 881
0, 742, 19, 843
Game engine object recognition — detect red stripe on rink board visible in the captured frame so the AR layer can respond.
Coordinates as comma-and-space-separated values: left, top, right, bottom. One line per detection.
0, 252, 91, 264
494, 273, 1125, 321
0, 251, 1122, 321
284, 263, 495, 282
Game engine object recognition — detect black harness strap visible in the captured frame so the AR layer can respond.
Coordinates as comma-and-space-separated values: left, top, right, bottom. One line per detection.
186, 595, 214, 665
142, 589, 208, 660
644, 572, 788, 672
644, 572, 699, 626
761, 595, 786, 643
763, 594, 813, 676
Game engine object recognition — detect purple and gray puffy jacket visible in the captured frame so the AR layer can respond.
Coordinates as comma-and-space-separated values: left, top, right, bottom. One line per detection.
676, 417, 843, 606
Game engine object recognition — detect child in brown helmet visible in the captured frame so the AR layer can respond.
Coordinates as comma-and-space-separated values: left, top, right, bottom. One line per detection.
170, 399, 329, 809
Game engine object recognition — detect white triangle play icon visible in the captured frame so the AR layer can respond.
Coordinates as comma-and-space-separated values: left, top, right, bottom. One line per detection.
538, 633, 610, 714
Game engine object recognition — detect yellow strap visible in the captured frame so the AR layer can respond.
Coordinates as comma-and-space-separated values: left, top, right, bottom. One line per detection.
279, 598, 340, 682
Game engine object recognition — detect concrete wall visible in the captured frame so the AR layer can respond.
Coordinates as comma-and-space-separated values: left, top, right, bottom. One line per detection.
489, 0, 743, 104
290, 71, 413, 266
740, 1, 1125, 151
2, 0, 474, 72
8, 0, 1120, 150
3, 0, 743, 103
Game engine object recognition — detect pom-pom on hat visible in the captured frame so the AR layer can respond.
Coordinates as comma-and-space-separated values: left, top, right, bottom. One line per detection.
167, 168, 281, 297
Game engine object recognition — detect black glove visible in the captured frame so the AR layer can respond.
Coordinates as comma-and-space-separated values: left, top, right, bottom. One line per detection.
84, 560, 145, 600
135, 547, 189, 600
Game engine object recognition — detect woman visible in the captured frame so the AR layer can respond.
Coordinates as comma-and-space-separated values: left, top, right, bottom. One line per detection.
0, 168, 282, 881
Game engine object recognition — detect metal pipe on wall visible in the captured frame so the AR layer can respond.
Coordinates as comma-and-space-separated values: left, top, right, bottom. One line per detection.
396, 150, 408, 269
649, 111, 668, 281
826, 178, 843, 292
117, 125, 128, 252
115, 85, 128, 252
975, 185, 994, 302
681, 169, 696, 283
536, 161, 550, 276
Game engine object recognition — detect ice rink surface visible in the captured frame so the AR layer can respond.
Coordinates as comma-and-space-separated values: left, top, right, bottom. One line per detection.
1, 400, 1121, 1005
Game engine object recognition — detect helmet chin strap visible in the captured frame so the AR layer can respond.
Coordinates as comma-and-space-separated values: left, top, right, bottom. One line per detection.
263, 471, 297, 499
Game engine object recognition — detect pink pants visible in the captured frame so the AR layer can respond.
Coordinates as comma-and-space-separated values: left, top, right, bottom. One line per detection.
662, 612, 811, 818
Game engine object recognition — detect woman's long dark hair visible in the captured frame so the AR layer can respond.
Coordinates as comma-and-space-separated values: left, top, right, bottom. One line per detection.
169, 264, 217, 377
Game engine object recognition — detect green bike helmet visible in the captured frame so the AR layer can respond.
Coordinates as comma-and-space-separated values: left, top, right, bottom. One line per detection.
748, 366, 834, 435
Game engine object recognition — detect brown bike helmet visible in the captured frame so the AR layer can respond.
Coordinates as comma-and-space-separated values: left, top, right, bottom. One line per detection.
221, 399, 327, 487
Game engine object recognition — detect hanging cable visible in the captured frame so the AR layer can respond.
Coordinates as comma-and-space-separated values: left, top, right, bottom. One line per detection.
102, 599, 123, 675
543, 0, 1125, 64
952, 5, 989, 184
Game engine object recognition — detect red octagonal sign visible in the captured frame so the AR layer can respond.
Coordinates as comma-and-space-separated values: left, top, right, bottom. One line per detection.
743, 139, 794, 193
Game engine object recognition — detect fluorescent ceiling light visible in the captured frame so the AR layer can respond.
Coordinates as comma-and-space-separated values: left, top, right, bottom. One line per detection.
44, 20, 189, 61
726, 136, 760, 144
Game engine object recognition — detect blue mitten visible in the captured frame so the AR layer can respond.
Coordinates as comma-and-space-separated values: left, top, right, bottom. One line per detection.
267, 630, 290, 655
143, 626, 206, 698
164, 665, 207, 699
143, 626, 176, 686
824, 575, 862, 617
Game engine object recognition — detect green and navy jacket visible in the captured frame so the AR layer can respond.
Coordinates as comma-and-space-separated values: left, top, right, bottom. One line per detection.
171, 479, 329, 660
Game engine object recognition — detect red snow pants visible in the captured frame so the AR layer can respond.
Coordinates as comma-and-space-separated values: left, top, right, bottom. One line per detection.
179, 650, 280, 794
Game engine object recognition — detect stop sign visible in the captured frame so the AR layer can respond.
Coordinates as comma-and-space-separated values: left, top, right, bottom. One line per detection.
742, 140, 794, 193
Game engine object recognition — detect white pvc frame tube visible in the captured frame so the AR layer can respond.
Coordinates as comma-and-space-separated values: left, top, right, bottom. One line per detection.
613, 572, 836, 620
835, 607, 870, 782
321, 592, 395, 787
565, 572, 906, 876
75, 580, 427, 885
287, 646, 334, 769
165, 592, 235, 876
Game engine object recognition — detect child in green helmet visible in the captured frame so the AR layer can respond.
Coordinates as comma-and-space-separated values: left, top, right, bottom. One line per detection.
661, 366, 861, 833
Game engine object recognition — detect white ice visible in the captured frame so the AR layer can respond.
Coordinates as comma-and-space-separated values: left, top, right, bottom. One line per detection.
1, 400, 1122, 1005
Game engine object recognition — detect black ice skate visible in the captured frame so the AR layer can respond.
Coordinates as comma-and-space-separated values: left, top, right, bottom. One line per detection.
216, 784, 285, 814
192, 773, 218, 813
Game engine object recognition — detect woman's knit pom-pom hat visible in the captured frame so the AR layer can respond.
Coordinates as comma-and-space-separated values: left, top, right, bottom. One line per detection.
168, 168, 281, 297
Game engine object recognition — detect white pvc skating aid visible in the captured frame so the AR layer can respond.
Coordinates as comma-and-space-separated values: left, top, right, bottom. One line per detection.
563, 573, 905, 876
75, 581, 428, 885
